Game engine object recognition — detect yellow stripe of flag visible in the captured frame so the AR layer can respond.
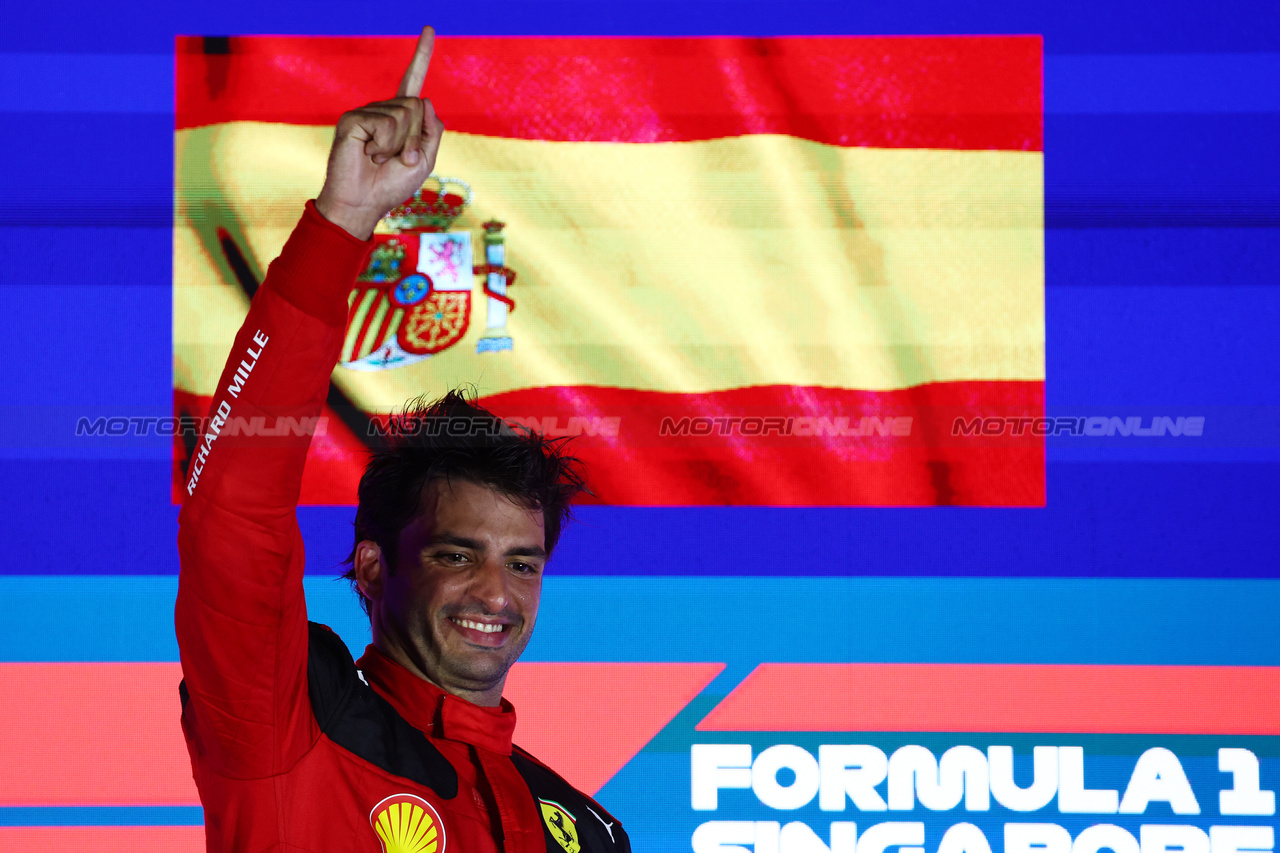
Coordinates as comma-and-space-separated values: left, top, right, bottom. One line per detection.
174, 123, 1042, 408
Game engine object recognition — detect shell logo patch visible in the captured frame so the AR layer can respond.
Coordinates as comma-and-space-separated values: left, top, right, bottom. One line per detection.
539, 798, 581, 853
369, 793, 445, 853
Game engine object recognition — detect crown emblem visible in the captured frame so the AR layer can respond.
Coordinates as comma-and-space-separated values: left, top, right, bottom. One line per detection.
383, 175, 472, 233
358, 239, 408, 284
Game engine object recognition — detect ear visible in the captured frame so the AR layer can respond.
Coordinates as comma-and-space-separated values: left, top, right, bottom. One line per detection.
352, 540, 388, 606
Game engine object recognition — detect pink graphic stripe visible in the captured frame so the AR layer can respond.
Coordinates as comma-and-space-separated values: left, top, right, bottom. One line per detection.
0, 663, 199, 806
505, 663, 724, 794
0, 662, 721, 805
0, 828, 205, 852
697, 663, 1280, 734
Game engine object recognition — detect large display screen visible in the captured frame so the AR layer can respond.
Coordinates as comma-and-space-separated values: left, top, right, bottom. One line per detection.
0, 3, 1276, 852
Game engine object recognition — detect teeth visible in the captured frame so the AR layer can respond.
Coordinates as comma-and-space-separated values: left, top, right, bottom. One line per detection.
455, 618, 504, 634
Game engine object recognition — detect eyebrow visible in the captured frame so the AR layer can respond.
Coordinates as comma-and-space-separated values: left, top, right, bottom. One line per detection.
505, 546, 549, 560
426, 533, 548, 560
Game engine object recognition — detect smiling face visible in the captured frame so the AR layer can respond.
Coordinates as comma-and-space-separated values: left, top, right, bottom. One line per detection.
354, 477, 548, 706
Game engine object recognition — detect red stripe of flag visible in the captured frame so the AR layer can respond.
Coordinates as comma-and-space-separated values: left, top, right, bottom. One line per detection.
174, 381, 1045, 506
483, 382, 1044, 506
352, 292, 386, 360
696, 663, 1280, 734
175, 35, 1042, 151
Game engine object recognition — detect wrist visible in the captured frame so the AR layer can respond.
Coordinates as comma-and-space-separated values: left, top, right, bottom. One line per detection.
314, 194, 383, 241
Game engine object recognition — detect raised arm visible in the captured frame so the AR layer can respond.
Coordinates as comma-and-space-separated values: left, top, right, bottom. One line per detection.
175, 28, 444, 778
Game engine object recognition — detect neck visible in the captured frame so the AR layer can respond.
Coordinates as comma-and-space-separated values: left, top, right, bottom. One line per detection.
371, 627, 505, 707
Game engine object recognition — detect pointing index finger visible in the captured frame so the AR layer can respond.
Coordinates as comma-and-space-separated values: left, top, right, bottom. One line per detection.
397, 26, 435, 98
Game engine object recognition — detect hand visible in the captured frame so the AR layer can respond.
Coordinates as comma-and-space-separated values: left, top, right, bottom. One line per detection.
315, 27, 444, 240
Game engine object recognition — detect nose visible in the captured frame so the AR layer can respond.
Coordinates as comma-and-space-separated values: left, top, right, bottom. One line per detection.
469, 556, 511, 614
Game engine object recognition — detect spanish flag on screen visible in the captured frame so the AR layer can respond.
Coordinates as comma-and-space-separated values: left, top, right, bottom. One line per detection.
173, 35, 1044, 506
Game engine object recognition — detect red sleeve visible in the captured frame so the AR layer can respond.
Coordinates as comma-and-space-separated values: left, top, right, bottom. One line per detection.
175, 201, 372, 779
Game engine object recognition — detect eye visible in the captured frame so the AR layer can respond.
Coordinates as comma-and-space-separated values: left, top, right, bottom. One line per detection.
437, 551, 470, 564
508, 561, 540, 576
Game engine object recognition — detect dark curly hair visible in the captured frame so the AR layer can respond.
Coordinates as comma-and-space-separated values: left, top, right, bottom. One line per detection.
342, 390, 587, 615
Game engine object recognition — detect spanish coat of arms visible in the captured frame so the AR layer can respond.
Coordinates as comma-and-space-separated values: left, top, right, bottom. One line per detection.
340, 176, 516, 371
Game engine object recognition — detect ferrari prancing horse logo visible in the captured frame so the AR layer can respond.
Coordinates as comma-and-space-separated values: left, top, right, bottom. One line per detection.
540, 798, 581, 853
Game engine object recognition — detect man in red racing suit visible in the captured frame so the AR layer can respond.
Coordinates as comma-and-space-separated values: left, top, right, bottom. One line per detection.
176, 29, 629, 853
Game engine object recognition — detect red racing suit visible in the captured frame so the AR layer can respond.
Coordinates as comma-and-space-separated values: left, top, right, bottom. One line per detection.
176, 202, 630, 853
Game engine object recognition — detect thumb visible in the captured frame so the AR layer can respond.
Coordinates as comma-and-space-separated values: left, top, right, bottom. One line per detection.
415, 99, 445, 173
400, 98, 424, 166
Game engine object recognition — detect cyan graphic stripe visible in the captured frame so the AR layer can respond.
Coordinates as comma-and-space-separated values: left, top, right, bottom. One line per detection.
2, 576, 1277, 667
